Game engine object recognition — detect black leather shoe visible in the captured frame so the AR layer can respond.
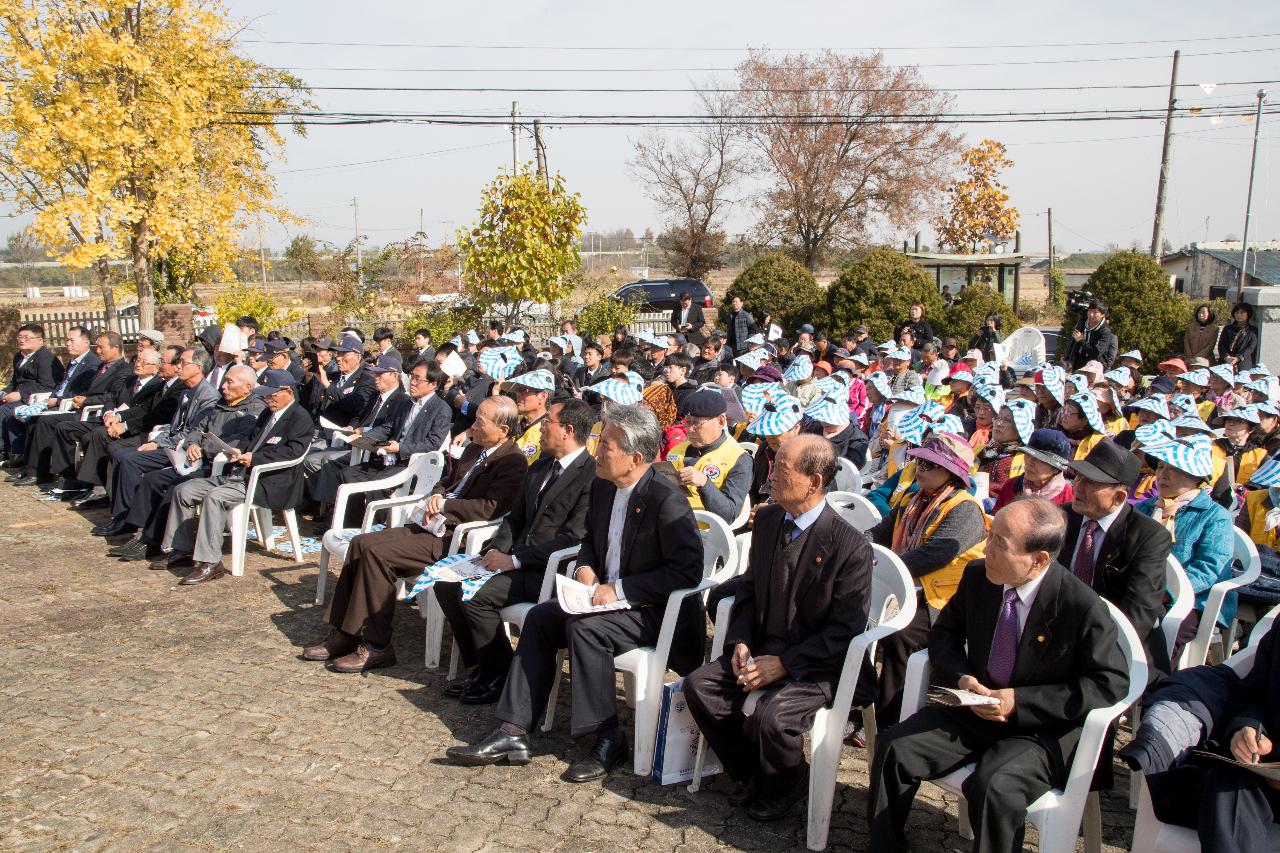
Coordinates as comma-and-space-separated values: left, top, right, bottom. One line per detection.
92, 518, 132, 537
10, 474, 39, 486
70, 487, 108, 509
727, 781, 753, 808
444, 670, 480, 698
108, 538, 150, 561
4, 468, 28, 482
746, 787, 805, 822
459, 674, 506, 705
163, 552, 195, 570
563, 732, 629, 783
445, 728, 532, 766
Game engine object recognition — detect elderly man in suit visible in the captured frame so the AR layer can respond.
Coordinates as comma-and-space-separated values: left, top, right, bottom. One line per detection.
1058, 441, 1172, 675
435, 397, 598, 705
868, 497, 1130, 853
315, 334, 377, 433
162, 369, 316, 585
0, 322, 64, 465
683, 434, 874, 821
446, 404, 704, 784
13, 330, 131, 488
304, 395, 528, 673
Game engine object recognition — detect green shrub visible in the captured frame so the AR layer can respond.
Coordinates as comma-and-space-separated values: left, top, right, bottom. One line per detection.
212, 281, 304, 331
938, 282, 1021, 345
725, 253, 824, 331
821, 247, 945, 343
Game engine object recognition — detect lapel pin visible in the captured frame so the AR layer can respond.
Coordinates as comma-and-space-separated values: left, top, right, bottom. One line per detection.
814, 556, 823, 564
1036, 634, 1045, 643
634, 507, 641, 514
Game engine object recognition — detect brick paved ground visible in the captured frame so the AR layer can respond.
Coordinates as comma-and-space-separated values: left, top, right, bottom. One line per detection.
0, 483, 1141, 851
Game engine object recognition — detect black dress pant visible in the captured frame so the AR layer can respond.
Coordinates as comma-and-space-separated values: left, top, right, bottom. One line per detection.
77, 427, 141, 487
1197, 764, 1280, 851
133, 466, 204, 544
433, 567, 543, 677
495, 600, 657, 737
50, 418, 99, 479
110, 448, 172, 519
869, 705, 1062, 853
683, 655, 831, 801
874, 600, 931, 727
24, 412, 77, 477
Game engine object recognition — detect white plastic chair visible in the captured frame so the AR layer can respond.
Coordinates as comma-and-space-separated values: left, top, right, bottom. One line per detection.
313, 451, 444, 605
542, 509, 735, 775
1130, 605, 1280, 853
416, 519, 504, 674
824, 490, 881, 532
729, 496, 751, 531
899, 598, 1147, 853
1177, 528, 1261, 669
737, 441, 759, 458
226, 450, 311, 577
833, 457, 858, 493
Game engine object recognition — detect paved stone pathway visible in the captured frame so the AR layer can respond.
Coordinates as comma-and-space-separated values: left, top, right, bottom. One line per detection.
0, 484, 1139, 851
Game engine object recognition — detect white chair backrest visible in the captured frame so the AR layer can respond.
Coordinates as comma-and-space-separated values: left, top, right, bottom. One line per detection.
730, 497, 751, 531
693, 509, 737, 582
737, 441, 759, 458
1161, 555, 1194, 667
868, 545, 915, 635
1232, 527, 1263, 588
825, 490, 881, 532
402, 451, 445, 497
734, 531, 752, 576
833, 457, 858, 493
1249, 601, 1280, 650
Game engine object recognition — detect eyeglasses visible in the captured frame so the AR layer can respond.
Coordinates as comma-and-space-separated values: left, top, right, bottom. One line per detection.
914, 458, 938, 472
408, 375, 434, 385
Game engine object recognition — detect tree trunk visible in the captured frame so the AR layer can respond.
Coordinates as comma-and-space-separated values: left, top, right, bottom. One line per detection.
132, 232, 155, 329
96, 258, 119, 333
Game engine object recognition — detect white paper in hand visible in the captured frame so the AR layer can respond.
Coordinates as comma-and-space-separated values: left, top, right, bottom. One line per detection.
555, 574, 630, 615
441, 351, 468, 379
318, 416, 349, 433
165, 447, 199, 476
927, 687, 1001, 707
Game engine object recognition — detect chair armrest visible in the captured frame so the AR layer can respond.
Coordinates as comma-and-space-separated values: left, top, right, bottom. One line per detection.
900, 649, 933, 720
79, 404, 104, 422
447, 518, 503, 556
709, 594, 736, 662
361, 493, 423, 531
537, 546, 581, 603
332, 464, 417, 535
210, 452, 227, 478
650, 580, 718, 677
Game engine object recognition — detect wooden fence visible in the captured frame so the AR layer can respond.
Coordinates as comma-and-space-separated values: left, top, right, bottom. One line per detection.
21, 309, 216, 349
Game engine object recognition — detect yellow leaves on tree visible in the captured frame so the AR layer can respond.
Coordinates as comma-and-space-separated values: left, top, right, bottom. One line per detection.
933, 139, 1020, 254
456, 167, 587, 324
0, 0, 308, 326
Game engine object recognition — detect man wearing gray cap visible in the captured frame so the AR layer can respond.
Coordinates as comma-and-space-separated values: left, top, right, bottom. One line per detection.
665, 389, 752, 524
162, 369, 315, 585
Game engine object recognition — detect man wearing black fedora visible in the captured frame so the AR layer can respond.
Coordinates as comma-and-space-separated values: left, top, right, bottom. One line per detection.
1058, 440, 1172, 675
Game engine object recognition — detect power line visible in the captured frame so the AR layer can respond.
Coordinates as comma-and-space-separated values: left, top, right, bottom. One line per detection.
276, 139, 507, 174
240, 33, 1280, 51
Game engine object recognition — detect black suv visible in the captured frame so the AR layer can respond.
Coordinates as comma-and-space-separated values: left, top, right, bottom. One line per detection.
612, 278, 713, 312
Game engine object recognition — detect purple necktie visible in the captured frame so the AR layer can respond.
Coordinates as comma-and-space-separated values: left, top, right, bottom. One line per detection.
987, 588, 1021, 688
1072, 519, 1100, 585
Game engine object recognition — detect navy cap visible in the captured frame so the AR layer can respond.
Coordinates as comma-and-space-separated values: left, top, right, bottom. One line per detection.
245, 341, 267, 355
1149, 375, 1177, 394
264, 339, 290, 354
366, 355, 402, 375
252, 369, 298, 396
1020, 428, 1072, 471
329, 335, 365, 354
796, 323, 815, 335
679, 389, 728, 419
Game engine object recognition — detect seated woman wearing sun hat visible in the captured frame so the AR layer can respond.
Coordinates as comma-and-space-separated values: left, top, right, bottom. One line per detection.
991, 427, 1074, 513
867, 433, 988, 725
1210, 404, 1268, 508
1116, 394, 1171, 451
864, 406, 959, 516
941, 368, 975, 421
801, 390, 868, 468
1128, 421, 1174, 505
742, 391, 804, 508
1134, 432, 1236, 664
1094, 385, 1128, 437
1237, 455, 1280, 557
1061, 389, 1110, 461
975, 397, 1035, 510
964, 381, 1003, 452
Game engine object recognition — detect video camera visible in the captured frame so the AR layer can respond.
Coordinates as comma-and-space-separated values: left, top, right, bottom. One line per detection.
1066, 289, 1094, 315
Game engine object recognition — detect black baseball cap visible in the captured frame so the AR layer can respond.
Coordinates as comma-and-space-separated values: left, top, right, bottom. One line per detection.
1067, 441, 1141, 486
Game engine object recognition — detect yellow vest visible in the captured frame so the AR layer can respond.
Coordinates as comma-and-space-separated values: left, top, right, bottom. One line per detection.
1245, 489, 1280, 550
914, 490, 989, 611
1197, 400, 1216, 422
515, 415, 545, 465
1105, 415, 1127, 437
1238, 447, 1266, 487
587, 421, 602, 456
1211, 443, 1228, 488
667, 438, 747, 511
1074, 431, 1105, 461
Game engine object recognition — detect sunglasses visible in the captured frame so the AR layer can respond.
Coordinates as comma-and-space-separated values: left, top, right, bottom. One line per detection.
914, 458, 939, 472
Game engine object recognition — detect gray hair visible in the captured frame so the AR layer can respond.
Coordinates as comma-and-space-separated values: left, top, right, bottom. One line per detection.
479, 395, 521, 438
186, 348, 213, 376
788, 433, 839, 488
138, 348, 162, 365
225, 365, 257, 386
603, 403, 661, 462
1006, 495, 1069, 555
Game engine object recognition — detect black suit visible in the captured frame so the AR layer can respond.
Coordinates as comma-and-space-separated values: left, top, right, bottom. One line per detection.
317, 366, 377, 430
1059, 504, 1172, 676
869, 560, 1129, 853
683, 503, 873, 801
0, 346, 64, 455
305, 387, 408, 503
495, 466, 705, 737
671, 303, 707, 339
25, 356, 131, 478
435, 450, 597, 678
72, 376, 184, 487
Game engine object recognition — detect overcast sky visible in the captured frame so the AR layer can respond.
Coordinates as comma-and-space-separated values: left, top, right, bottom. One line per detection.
9, 0, 1280, 259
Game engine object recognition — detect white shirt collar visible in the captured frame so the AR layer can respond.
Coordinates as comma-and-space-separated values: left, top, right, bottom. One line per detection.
378, 387, 397, 403
556, 446, 586, 471
787, 501, 827, 533
1004, 565, 1049, 606
1091, 503, 1125, 535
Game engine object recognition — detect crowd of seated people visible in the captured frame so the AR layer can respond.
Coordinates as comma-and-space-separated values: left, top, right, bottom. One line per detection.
4, 293, 1280, 850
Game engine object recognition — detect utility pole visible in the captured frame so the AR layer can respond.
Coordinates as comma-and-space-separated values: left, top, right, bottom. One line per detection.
257, 221, 268, 285
1150, 50, 1180, 257
510, 101, 519, 172
351, 197, 363, 288
1047, 208, 1055, 271
418, 208, 425, 287
1236, 89, 1268, 302
533, 119, 548, 187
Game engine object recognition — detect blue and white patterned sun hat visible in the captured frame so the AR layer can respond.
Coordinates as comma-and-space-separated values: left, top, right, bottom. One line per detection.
890, 386, 926, 407
895, 404, 935, 447
1103, 367, 1131, 387
1222, 404, 1262, 425
972, 382, 1005, 412
1255, 400, 1280, 418
740, 381, 786, 417
814, 373, 848, 395
1248, 455, 1280, 487
782, 354, 814, 383
946, 370, 975, 386
804, 393, 850, 426
1245, 378, 1273, 399
1003, 398, 1037, 444
1141, 433, 1215, 480
1179, 369, 1210, 388
1068, 390, 1105, 434
504, 368, 555, 391
745, 392, 804, 436
1065, 373, 1090, 397
478, 346, 521, 380
886, 347, 912, 362
743, 333, 766, 347
593, 377, 643, 405
1170, 414, 1215, 435
1135, 420, 1176, 447
1130, 396, 1171, 420
932, 414, 965, 437
1169, 394, 1200, 417
1036, 364, 1067, 405
865, 371, 892, 399
971, 363, 1000, 386
1209, 364, 1236, 386
465, 330, 481, 345
734, 348, 770, 370
1119, 349, 1144, 364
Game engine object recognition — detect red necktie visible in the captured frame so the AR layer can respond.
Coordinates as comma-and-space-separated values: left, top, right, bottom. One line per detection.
1072, 519, 1099, 585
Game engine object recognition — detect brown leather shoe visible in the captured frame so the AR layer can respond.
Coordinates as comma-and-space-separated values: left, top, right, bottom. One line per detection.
178, 561, 227, 585
302, 632, 359, 661
331, 642, 397, 673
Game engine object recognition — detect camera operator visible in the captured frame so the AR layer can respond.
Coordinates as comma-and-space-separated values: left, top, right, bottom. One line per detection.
1065, 296, 1117, 371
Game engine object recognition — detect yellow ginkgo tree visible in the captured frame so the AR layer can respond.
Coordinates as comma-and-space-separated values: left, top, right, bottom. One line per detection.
456, 166, 587, 327
0, 0, 309, 328
932, 139, 1020, 255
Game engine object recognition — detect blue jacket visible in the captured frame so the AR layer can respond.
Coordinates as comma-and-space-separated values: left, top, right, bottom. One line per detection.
1136, 489, 1237, 627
